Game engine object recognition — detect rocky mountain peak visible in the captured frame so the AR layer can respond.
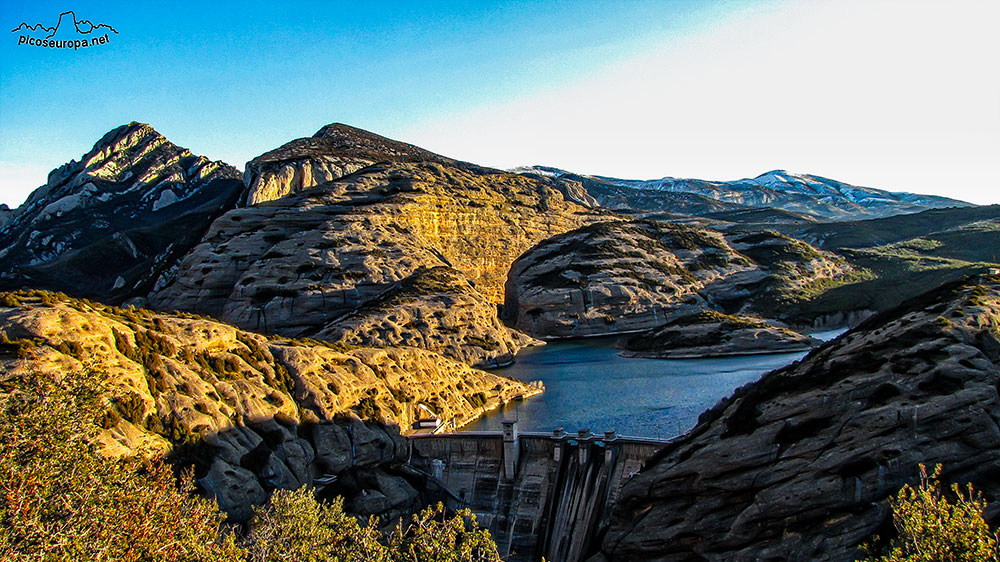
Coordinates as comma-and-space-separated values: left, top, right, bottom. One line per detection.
242, 123, 456, 206
19, 121, 238, 213
0, 122, 243, 302
310, 122, 449, 161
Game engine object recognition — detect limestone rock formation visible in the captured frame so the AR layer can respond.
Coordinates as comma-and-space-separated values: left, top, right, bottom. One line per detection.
621, 310, 818, 359
0, 122, 243, 303
722, 229, 855, 317
595, 274, 1000, 561
152, 139, 594, 365
0, 290, 538, 521
503, 220, 850, 339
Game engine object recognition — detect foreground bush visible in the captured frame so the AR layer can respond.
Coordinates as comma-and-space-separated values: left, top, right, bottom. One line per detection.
0, 366, 503, 561
862, 464, 999, 562
0, 370, 242, 561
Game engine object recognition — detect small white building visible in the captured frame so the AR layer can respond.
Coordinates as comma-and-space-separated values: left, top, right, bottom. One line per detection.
415, 418, 440, 429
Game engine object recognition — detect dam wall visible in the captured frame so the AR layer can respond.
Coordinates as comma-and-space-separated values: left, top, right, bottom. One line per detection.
408, 423, 666, 562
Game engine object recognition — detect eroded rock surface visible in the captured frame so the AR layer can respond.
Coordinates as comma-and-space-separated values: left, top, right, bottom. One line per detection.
595, 275, 1000, 562
313, 266, 537, 369
0, 291, 538, 521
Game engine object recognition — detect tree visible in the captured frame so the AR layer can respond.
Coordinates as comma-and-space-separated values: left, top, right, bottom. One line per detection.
862, 464, 1000, 562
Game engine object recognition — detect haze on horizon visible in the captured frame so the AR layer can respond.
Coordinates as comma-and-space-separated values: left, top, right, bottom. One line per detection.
1, 0, 997, 208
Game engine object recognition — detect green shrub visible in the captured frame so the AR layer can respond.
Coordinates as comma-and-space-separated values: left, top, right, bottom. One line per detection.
265, 362, 295, 397
0, 292, 20, 307
355, 397, 380, 420
861, 464, 999, 561
246, 487, 502, 562
111, 393, 146, 425
388, 386, 410, 404
111, 329, 139, 362
0, 334, 41, 360
55, 340, 85, 359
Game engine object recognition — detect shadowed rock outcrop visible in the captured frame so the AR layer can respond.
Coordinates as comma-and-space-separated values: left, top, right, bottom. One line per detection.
0, 122, 243, 303
0, 204, 12, 228
594, 275, 1000, 561
0, 290, 538, 521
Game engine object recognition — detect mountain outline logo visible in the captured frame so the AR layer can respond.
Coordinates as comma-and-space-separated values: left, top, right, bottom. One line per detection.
12, 10, 118, 50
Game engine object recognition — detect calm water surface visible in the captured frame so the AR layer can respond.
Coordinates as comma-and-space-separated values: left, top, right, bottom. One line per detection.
462, 329, 845, 440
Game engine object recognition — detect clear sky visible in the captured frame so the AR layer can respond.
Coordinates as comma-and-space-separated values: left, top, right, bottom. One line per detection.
1, 0, 997, 208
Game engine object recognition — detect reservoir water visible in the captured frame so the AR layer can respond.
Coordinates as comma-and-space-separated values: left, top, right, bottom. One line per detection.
463, 329, 846, 440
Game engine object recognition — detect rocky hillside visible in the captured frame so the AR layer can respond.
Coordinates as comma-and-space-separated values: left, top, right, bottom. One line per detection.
150, 127, 597, 366
0, 290, 538, 521
621, 310, 818, 359
519, 166, 969, 221
595, 275, 1000, 561
0, 123, 243, 303
311, 266, 537, 369
502, 220, 851, 338
766, 211, 1000, 328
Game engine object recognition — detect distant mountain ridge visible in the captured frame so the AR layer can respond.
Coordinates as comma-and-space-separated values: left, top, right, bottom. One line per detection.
514, 166, 971, 220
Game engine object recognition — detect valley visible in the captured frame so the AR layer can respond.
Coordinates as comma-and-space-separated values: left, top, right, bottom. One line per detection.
1, 121, 998, 562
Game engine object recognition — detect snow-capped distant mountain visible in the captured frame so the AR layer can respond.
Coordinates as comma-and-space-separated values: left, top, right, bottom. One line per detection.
514, 166, 971, 220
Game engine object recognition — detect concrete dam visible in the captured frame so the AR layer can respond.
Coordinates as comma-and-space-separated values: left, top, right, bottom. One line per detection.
408, 422, 666, 562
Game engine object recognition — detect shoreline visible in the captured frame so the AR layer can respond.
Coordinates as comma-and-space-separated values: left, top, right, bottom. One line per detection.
409, 382, 545, 436
618, 344, 817, 360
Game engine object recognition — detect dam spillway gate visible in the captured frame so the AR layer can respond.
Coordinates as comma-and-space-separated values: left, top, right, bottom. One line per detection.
408, 422, 667, 562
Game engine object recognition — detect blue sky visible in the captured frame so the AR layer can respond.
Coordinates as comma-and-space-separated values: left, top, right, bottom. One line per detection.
1, 0, 998, 207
